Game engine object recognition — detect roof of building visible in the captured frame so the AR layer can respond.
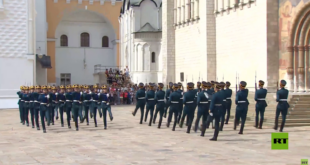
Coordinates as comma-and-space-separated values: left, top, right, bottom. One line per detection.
133, 23, 161, 33
120, 0, 159, 15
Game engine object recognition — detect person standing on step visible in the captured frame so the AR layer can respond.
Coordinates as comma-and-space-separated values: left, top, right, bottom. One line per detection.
179, 82, 197, 133
166, 83, 182, 131
145, 83, 156, 126
155, 83, 166, 128
58, 85, 66, 127
177, 82, 184, 124
254, 80, 267, 129
201, 83, 223, 141
132, 83, 146, 124
65, 85, 73, 129
234, 81, 249, 134
274, 80, 289, 132
225, 81, 233, 124
194, 81, 210, 132
219, 82, 227, 131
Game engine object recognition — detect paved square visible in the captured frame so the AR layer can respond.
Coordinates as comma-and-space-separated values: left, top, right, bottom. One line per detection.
0, 105, 309, 165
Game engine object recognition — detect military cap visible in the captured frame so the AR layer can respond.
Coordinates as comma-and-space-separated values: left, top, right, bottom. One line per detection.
29, 86, 34, 89
169, 82, 173, 86
23, 86, 29, 90
59, 85, 65, 89
240, 81, 247, 87
211, 81, 215, 84
173, 83, 179, 89
219, 82, 226, 88
280, 80, 286, 86
41, 85, 47, 89
197, 81, 201, 85
47, 85, 51, 89
51, 86, 57, 90
178, 82, 182, 86
35, 85, 41, 89
187, 82, 194, 89
79, 85, 83, 88
226, 81, 231, 86
66, 85, 71, 89
259, 80, 265, 86
215, 84, 221, 89
139, 83, 144, 88
83, 85, 89, 89
149, 83, 154, 87
202, 81, 208, 87
93, 84, 98, 88
20, 86, 24, 90
101, 85, 107, 89
158, 83, 164, 88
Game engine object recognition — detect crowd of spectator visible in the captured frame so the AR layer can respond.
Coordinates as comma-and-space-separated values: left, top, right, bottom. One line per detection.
105, 66, 130, 85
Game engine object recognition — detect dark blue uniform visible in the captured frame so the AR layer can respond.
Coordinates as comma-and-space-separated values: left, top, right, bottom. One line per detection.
90, 92, 100, 127
154, 89, 165, 128
22, 93, 30, 126
17, 90, 24, 123
219, 89, 227, 131
38, 93, 49, 132
234, 89, 249, 133
177, 89, 184, 123
254, 88, 267, 128
194, 90, 210, 132
49, 92, 56, 125
57, 92, 66, 126
132, 88, 146, 124
145, 89, 156, 125
32, 92, 40, 129
82, 91, 91, 124
65, 92, 73, 128
99, 92, 109, 128
274, 88, 289, 132
225, 88, 233, 124
72, 91, 81, 130
29, 92, 35, 127
180, 89, 197, 133
164, 88, 172, 117
167, 90, 182, 131
205, 88, 215, 129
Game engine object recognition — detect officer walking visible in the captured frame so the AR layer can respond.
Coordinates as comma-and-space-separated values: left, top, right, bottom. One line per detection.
29, 86, 35, 128
145, 83, 156, 126
57, 85, 66, 127
225, 82, 233, 124
22, 86, 30, 127
154, 83, 166, 128
234, 81, 249, 134
177, 82, 184, 124
254, 80, 267, 129
17, 86, 24, 123
163, 82, 173, 119
132, 83, 146, 124
193, 81, 210, 132
219, 82, 227, 131
274, 80, 289, 132
50, 86, 57, 125
65, 85, 73, 129
179, 82, 197, 133
90, 85, 100, 127
82, 85, 91, 125
72, 85, 82, 131
99, 85, 109, 129
166, 83, 182, 131
33, 86, 41, 130
38, 85, 49, 133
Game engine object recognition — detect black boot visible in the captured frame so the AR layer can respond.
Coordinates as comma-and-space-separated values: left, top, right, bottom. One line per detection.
258, 119, 263, 129
274, 118, 278, 130
254, 118, 258, 128
233, 118, 237, 130
279, 121, 285, 132
166, 122, 170, 128
158, 117, 162, 129
43, 130, 46, 133
210, 129, 219, 141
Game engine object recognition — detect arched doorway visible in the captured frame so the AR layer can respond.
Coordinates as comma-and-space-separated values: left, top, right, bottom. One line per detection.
287, 2, 310, 92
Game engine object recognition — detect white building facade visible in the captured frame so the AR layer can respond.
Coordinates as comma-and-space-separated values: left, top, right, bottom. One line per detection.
119, 0, 162, 84
0, 0, 36, 109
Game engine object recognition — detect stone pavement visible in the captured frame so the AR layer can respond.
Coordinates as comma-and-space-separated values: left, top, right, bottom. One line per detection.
0, 105, 309, 165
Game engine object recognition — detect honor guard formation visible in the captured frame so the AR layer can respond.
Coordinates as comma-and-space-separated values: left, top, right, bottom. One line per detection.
17, 80, 289, 141
132, 80, 289, 141
17, 85, 113, 133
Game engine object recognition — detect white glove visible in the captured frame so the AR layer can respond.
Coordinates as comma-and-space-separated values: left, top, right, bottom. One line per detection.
89, 92, 92, 94
46, 94, 50, 99
55, 93, 58, 95
107, 103, 109, 105
204, 92, 209, 98
181, 92, 183, 95
80, 92, 82, 95
97, 93, 100, 96
107, 94, 109, 97
209, 113, 213, 116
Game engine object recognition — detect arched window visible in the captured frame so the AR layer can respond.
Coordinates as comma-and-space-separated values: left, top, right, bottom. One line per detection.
151, 52, 155, 63
81, 32, 90, 47
60, 35, 68, 47
102, 36, 109, 47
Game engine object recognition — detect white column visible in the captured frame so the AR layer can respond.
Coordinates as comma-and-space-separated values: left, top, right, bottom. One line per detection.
182, 0, 185, 23
195, 0, 199, 19
174, 0, 177, 24
214, 0, 218, 12
178, 0, 181, 24
191, 0, 194, 19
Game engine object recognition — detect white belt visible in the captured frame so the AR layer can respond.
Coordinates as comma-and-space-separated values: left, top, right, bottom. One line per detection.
257, 98, 265, 100
227, 97, 231, 99
21, 100, 24, 101
171, 101, 179, 103
158, 99, 165, 101
186, 101, 194, 103
148, 98, 154, 100
29, 101, 33, 102
83, 100, 89, 102
200, 101, 208, 104
92, 100, 98, 102
34, 101, 38, 102
238, 101, 246, 103
52, 100, 57, 102
215, 104, 222, 106
73, 100, 79, 102
66, 100, 72, 102
24, 101, 29, 103
279, 99, 287, 101
59, 100, 64, 102
138, 97, 145, 99
180, 98, 183, 99
223, 99, 226, 101
102, 101, 106, 103
40, 103, 47, 105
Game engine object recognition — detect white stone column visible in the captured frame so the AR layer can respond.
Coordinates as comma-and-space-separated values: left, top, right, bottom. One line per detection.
195, 0, 199, 19
214, 0, 218, 12
174, 0, 177, 25
178, 0, 181, 24
182, 0, 185, 23
191, 0, 194, 20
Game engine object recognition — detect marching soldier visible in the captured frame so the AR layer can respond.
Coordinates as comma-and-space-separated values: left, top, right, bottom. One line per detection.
17, 86, 24, 124
274, 80, 289, 132
162, 82, 173, 120
179, 82, 196, 133
254, 80, 267, 129
166, 83, 182, 131
72, 85, 82, 131
99, 85, 109, 129
46, 85, 52, 124
177, 82, 184, 124
132, 83, 146, 124
225, 82, 233, 124
234, 81, 249, 134
58, 85, 66, 127
82, 85, 91, 125
29, 86, 35, 128
153, 82, 168, 124
204, 82, 216, 129
155, 83, 166, 128
33, 86, 41, 130
90, 85, 100, 127
22, 86, 30, 127
50, 86, 57, 125
38, 85, 49, 133
65, 85, 73, 129
105, 88, 114, 121
194, 81, 210, 132
145, 83, 156, 126
78, 85, 84, 123
219, 82, 227, 131
201, 83, 223, 141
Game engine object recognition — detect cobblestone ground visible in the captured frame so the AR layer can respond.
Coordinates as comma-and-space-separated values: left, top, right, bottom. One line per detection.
0, 105, 309, 165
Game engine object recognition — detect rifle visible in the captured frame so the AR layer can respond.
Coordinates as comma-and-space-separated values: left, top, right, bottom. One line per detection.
276, 81, 279, 92
255, 71, 257, 91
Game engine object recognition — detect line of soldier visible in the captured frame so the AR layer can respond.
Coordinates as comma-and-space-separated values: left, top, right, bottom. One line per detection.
132, 79, 289, 141
16, 84, 113, 133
